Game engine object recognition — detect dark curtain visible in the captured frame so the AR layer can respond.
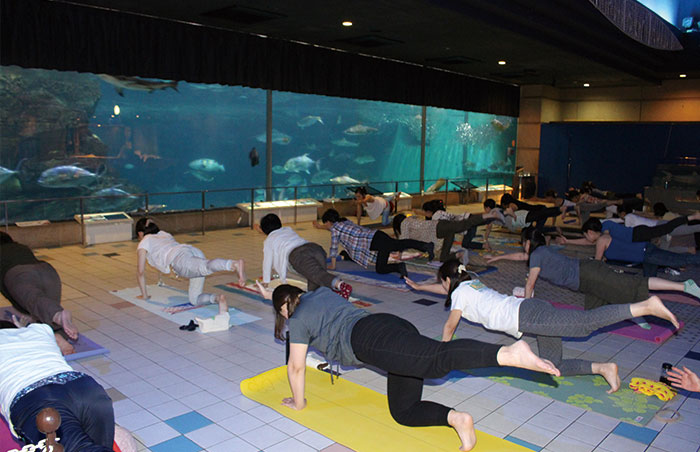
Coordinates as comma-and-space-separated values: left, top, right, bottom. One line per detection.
1, 0, 519, 116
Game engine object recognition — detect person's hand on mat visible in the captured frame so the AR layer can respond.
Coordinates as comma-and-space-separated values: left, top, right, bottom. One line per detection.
666, 366, 700, 392
404, 277, 420, 291
282, 397, 306, 410
555, 236, 567, 245
255, 281, 273, 300
136, 294, 150, 300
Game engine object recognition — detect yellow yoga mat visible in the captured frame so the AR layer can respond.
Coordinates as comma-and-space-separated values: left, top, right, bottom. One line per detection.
240, 366, 530, 452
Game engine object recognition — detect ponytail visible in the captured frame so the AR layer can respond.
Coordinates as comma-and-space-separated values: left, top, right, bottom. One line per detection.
521, 226, 546, 266
438, 259, 472, 308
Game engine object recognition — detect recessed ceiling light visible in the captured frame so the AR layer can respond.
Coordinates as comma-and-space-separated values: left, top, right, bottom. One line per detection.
583, 83, 590, 87
342, 21, 353, 27
498, 60, 506, 65
679, 74, 687, 78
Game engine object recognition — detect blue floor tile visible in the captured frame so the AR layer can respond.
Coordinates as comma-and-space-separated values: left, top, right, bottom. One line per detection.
165, 411, 213, 434
611, 422, 658, 445
150, 435, 202, 452
504, 435, 542, 451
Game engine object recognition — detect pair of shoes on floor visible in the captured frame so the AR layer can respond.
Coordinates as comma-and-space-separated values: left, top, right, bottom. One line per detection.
333, 281, 353, 300
179, 320, 198, 331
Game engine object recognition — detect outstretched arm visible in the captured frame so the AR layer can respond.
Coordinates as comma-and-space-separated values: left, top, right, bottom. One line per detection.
284, 343, 309, 410
486, 252, 527, 264
136, 249, 150, 300
441, 309, 462, 341
405, 277, 446, 294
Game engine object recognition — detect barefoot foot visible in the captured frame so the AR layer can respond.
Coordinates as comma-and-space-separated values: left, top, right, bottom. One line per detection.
54, 333, 75, 355
593, 362, 621, 393
215, 294, 228, 315
497, 340, 561, 376
447, 410, 476, 451
53, 310, 79, 340
642, 296, 679, 329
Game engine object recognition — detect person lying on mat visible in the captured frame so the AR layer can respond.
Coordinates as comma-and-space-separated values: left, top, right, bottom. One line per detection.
313, 209, 434, 278
404, 259, 679, 393
256, 282, 560, 452
135, 218, 245, 305
563, 217, 700, 276
485, 227, 700, 313
0, 232, 77, 355
257, 213, 352, 299
0, 321, 115, 451
666, 366, 700, 392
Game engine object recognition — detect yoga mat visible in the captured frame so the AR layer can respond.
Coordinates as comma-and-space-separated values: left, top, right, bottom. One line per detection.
216, 278, 380, 308
111, 284, 260, 331
458, 367, 665, 426
651, 290, 700, 306
548, 301, 682, 344
240, 366, 531, 452
0, 307, 109, 361
330, 260, 434, 291
1, 415, 23, 450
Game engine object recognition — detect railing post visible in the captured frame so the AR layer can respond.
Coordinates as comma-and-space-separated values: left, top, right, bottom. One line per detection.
331, 184, 335, 199
444, 178, 449, 206
294, 186, 298, 224
485, 178, 489, 202
250, 188, 255, 229
3, 202, 8, 233
201, 191, 206, 236
144, 192, 149, 213
394, 181, 398, 193
79, 198, 85, 247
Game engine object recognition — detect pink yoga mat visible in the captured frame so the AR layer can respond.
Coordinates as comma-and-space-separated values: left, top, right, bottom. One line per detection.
548, 301, 682, 344
651, 290, 700, 307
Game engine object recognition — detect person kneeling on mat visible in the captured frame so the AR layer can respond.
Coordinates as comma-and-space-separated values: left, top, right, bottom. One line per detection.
256, 282, 560, 452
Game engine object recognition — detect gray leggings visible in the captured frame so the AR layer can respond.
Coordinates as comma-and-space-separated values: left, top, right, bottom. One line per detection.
518, 299, 631, 376
288, 242, 338, 291
4, 262, 62, 326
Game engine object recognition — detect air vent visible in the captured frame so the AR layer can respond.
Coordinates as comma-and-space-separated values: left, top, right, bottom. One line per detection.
335, 35, 404, 48
425, 55, 482, 65
200, 5, 286, 25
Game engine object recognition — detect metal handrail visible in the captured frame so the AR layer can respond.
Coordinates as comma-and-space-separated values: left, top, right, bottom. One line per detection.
1, 173, 515, 236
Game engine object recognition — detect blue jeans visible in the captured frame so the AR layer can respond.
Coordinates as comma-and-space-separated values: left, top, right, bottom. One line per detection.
643, 243, 700, 276
350, 313, 500, 427
11, 376, 114, 451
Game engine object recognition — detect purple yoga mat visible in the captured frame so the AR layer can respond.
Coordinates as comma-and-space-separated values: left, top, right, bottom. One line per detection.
651, 290, 700, 306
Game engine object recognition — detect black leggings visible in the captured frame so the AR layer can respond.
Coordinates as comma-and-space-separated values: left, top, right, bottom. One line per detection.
525, 206, 561, 231
632, 216, 688, 242
351, 314, 500, 427
435, 214, 486, 261
369, 230, 431, 275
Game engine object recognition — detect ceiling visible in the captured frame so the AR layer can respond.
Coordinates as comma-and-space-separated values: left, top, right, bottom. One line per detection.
62, 0, 700, 88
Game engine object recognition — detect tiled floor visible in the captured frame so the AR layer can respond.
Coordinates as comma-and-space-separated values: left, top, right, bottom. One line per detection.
3, 203, 700, 452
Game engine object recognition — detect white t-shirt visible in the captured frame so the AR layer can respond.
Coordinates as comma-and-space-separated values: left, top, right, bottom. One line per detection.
450, 280, 523, 338
364, 196, 388, 220
432, 210, 470, 221
504, 210, 529, 232
262, 227, 308, 283
624, 213, 659, 228
137, 231, 188, 274
0, 324, 73, 435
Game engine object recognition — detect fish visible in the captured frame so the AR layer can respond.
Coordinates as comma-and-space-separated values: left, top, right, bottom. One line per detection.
134, 150, 162, 162
311, 170, 334, 184
272, 165, 286, 174
491, 118, 509, 131
98, 74, 178, 97
354, 155, 376, 165
37, 165, 103, 188
249, 147, 259, 167
0, 159, 26, 184
187, 170, 215, 182
425, 178, 446, 193
123, 163, 135, 170
255, 129, 292, 145
92, 187, 136, 198
331, 138, 360, 147
188, 158, 225, 173
297, 116, 324, 128
330, 175, 361, 185
344, 124, 378, 135
286, 174, 305, 186
283, 154, 318, 174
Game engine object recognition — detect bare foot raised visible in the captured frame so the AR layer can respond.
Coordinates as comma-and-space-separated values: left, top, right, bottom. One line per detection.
448, 410, 476, 451
593, 362, 621, 394
235, 259, 246, 285
215, 294, 228, 315
54, 333, 75, 355
53, 309, 79, 340
636, 296, 679, 329
497, 340, 561, 377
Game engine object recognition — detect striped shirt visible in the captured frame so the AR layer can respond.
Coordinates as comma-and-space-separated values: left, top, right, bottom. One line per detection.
330, 221, 377, 268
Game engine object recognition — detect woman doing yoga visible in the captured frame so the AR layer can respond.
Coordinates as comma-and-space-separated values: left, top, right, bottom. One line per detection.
405, 260, 679, 393
258, 282, 559, 451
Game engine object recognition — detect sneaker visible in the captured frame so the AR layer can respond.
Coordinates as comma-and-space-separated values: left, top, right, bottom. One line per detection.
664, 267, 681, 276
334, 282, 353, 300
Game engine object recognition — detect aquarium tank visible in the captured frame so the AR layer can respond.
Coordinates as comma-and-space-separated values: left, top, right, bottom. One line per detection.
0, 65, 518, 224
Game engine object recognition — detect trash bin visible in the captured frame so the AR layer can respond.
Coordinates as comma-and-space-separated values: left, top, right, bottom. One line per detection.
519, 173, 537, 199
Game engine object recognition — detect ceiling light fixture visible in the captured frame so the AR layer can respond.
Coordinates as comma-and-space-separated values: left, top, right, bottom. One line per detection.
498, 60, 506, 65
679, 74, 687, 78
342, 21, 353, 27
583, 83, 590, 87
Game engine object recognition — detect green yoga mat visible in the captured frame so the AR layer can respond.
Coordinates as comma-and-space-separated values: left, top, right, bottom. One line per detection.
458, 367, 665, 425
